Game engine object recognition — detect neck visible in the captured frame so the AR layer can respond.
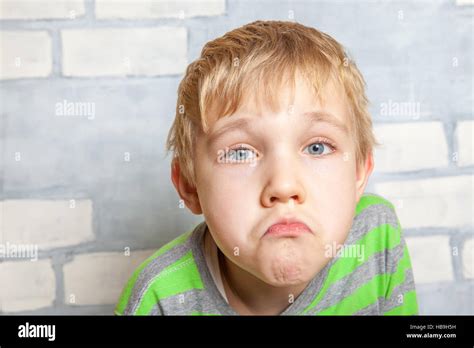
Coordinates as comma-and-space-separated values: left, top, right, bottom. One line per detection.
218, 248, 309, 315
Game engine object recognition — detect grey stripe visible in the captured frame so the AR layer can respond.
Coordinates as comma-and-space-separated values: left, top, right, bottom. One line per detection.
123, 227, 197, 315
304, 205, 401, 315
381, 266, 417, 313
353, 267, 416, 315
306, 240, 404, 315
294, 203, 400, 315
189, 222, 239, 315
345, 202, 399, 246
149, 288, 226, 315
133, 221, 239, 315
289, 260, 334, 315
294, 204, 398, 315
353, 298, 382, 315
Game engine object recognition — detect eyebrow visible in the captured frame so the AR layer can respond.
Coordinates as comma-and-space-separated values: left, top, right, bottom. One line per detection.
302, 111, 349, 134
206, 111, 348, 145
206, 117, 254, 145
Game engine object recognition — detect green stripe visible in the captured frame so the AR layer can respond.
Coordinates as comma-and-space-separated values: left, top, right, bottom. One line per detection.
115, 228, 194, 315
134, 250, 204, 315
315, 245, 414, 315
317, 273, 388, 315
191, 312, 222, 316
301, 223, 401, 314
355, 194, 395, 216
385, 245, 412, 299
383, 290, 418, 315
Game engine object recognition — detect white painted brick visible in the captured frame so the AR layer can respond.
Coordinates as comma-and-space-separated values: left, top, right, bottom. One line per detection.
373, 122, 448, 172
456, 0, 474, 5
456, 121, 473, 167
61, 28, 187, 77
63, 249, 155, 305
374, 175, 473, 228
95, 0, 225, 19
0, 31, 52, 79
0, 199, 95, 250
0, 0, 84, 20
0, 259, 55, 312
405, 236, 454, 284
462, 238, 474, 279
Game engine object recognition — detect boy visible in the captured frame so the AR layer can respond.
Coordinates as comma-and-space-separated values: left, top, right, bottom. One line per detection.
115, 20, 418, 315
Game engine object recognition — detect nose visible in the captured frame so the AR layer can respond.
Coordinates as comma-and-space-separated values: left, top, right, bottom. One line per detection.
260, 154, 306, 207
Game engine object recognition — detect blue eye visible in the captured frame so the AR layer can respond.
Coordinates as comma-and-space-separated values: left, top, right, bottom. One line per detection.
304, 142, 334, 156
224, 147, 257, 163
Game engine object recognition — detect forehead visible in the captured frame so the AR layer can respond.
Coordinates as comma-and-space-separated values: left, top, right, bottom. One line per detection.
204, 73, 352, 137
247, 74, 348, 117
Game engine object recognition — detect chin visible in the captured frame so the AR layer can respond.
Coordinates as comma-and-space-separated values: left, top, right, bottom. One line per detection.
260, 262, 313, 287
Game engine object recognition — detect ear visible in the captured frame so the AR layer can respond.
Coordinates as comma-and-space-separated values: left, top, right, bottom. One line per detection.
355, 151, 374, 203
171, 158, 203, 215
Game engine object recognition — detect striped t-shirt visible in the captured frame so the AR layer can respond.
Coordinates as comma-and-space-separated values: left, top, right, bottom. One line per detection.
115, 193, 418, 315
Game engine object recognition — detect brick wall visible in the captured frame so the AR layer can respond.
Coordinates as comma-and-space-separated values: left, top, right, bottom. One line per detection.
0, 0, 472, 314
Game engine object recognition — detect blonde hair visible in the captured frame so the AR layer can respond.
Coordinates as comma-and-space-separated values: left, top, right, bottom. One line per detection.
166, 20, 379, 188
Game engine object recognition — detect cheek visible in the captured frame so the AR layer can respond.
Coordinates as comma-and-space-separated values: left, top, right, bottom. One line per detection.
301, 154, 355, 195
301, 155, 357, 244
207, 162, 258, 216
198, 163, 259, 250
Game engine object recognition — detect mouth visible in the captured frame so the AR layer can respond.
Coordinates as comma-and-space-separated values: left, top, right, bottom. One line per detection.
264, 218, 312, 238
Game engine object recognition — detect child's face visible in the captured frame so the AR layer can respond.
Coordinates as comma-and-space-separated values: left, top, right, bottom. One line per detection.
175, 74, 373, 287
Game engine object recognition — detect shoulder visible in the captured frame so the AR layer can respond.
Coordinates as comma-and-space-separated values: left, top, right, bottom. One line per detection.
355, 192, 397, 218
355, 192, 400, 228
351, 192, 403, 248
115, 222, 205, 315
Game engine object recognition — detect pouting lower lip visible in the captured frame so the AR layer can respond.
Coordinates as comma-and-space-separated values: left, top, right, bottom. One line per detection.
265, 222, 312, 237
